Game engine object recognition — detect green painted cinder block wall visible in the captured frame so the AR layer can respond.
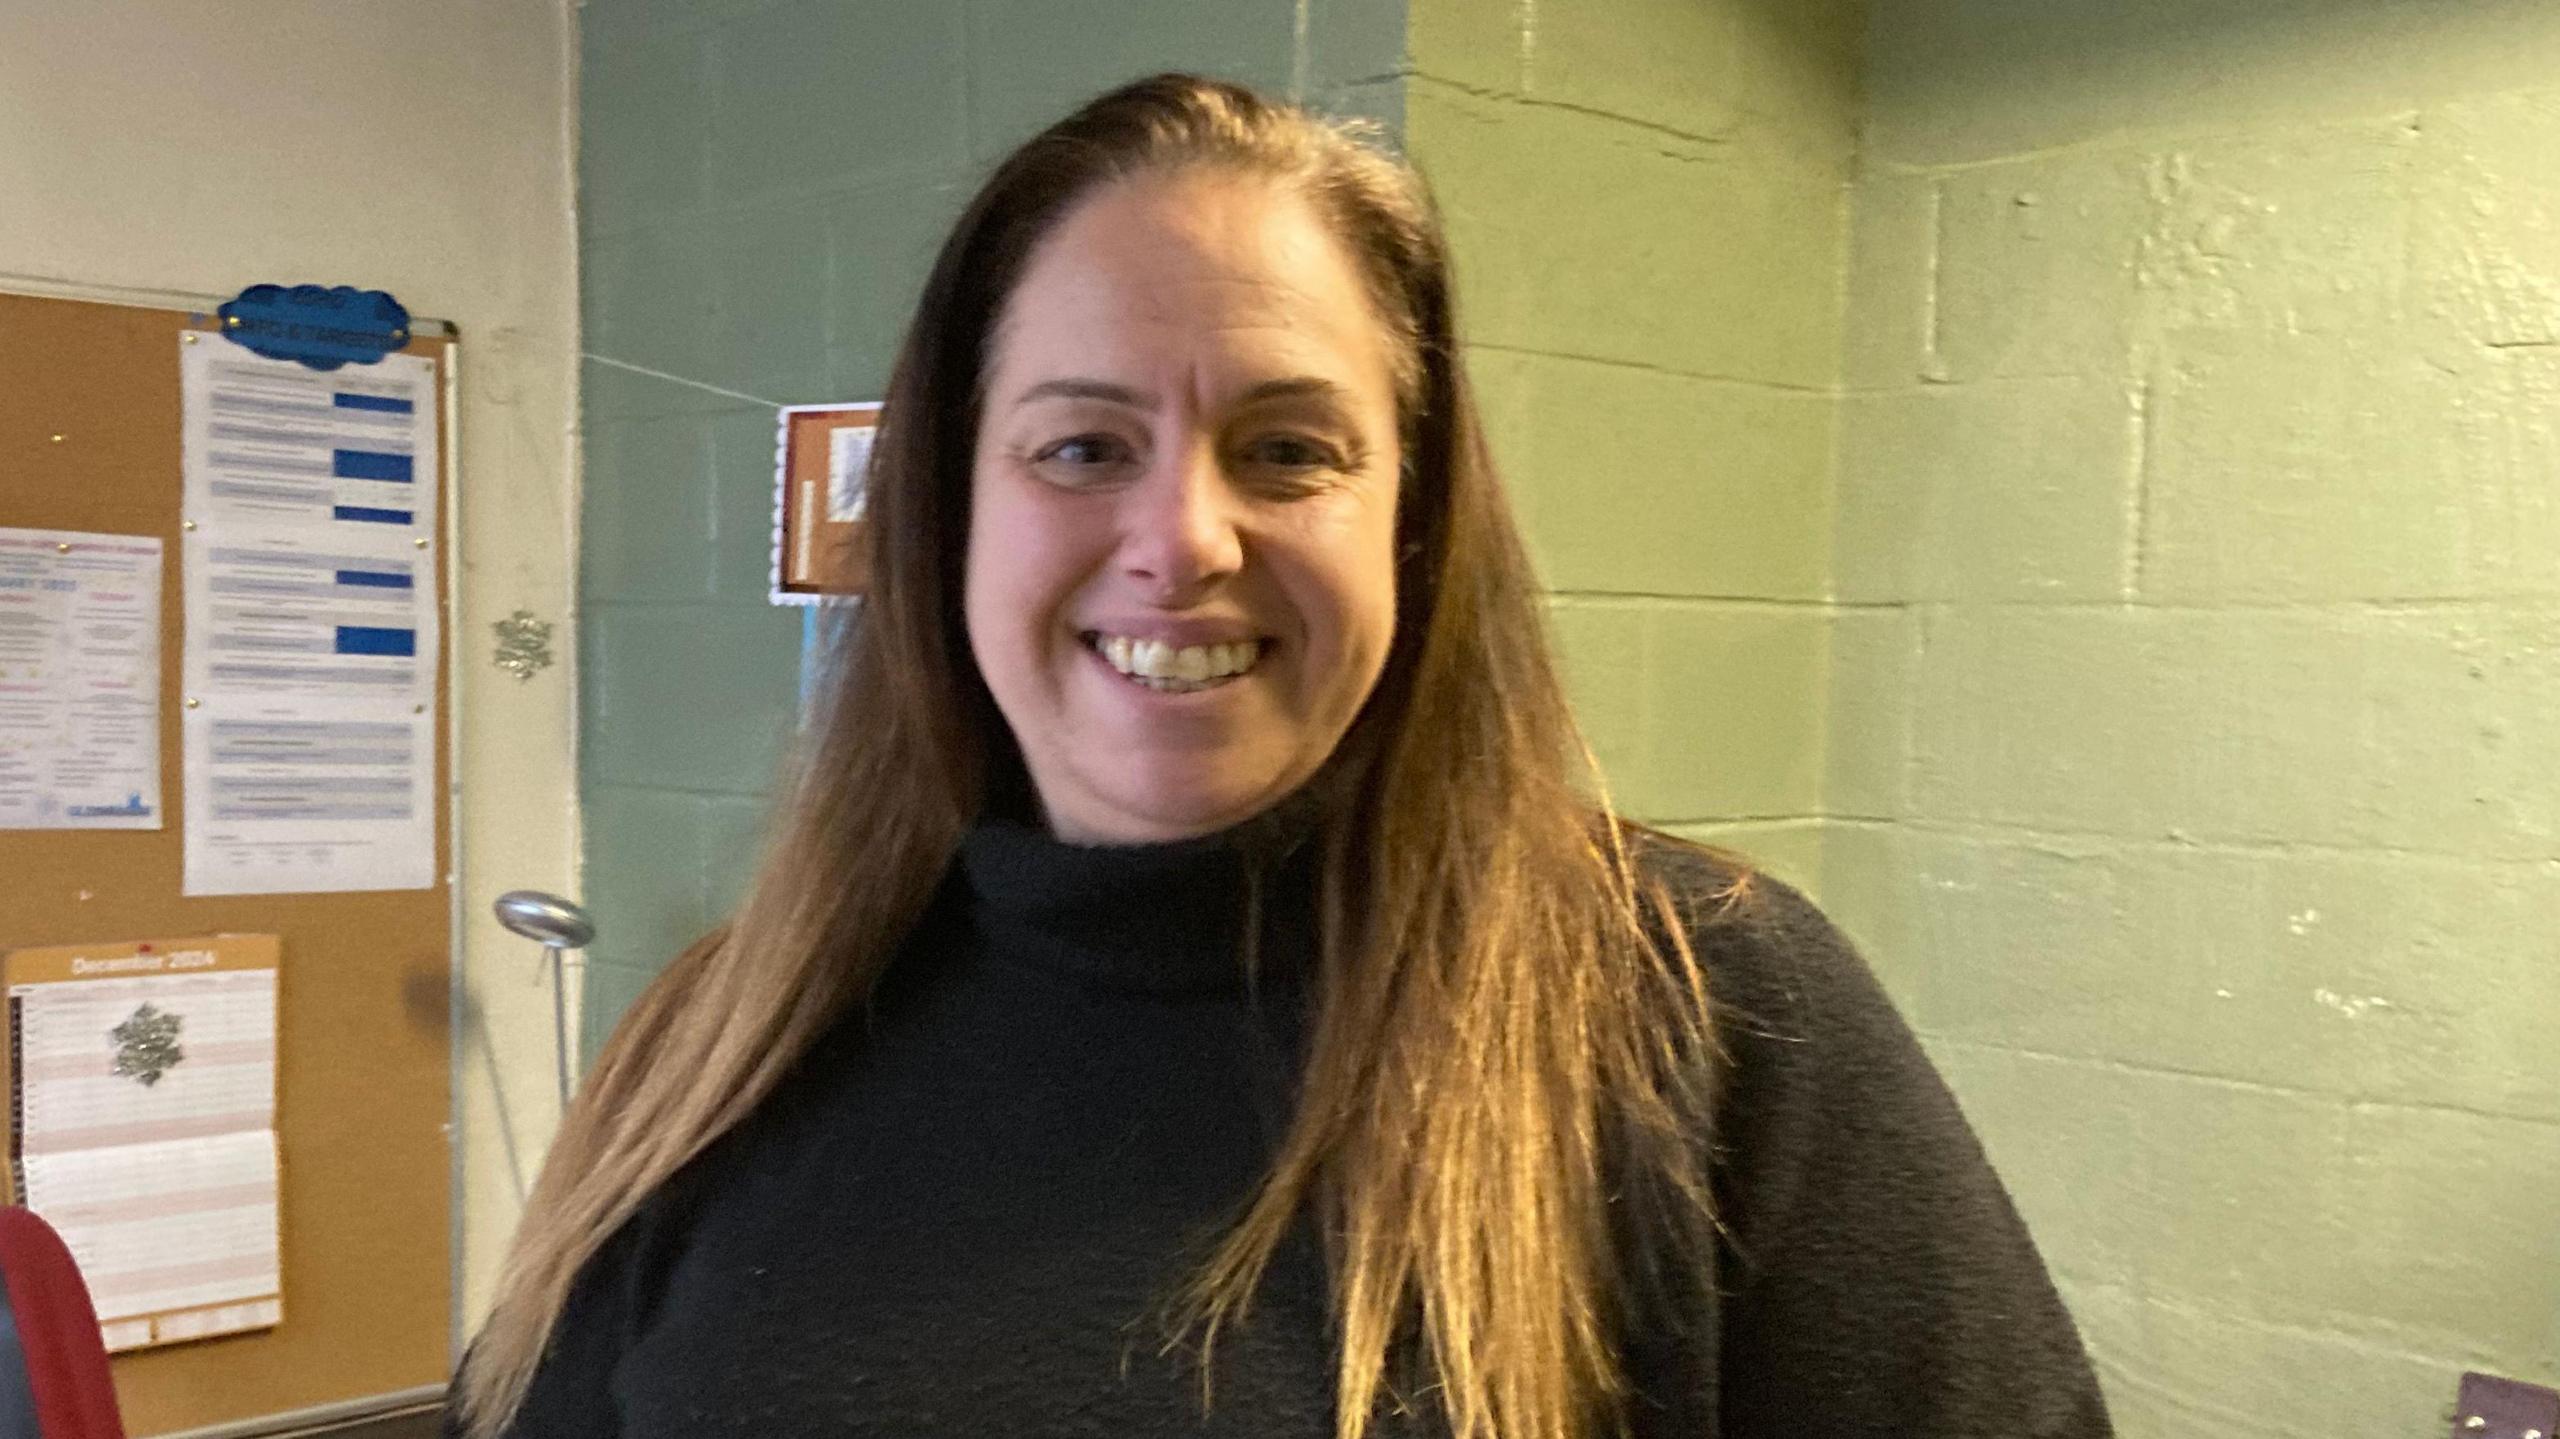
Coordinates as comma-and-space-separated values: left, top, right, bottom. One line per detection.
574, 0, 1406, 1057
1404, 0, 1864, 893
1825, 2, 2560, 1434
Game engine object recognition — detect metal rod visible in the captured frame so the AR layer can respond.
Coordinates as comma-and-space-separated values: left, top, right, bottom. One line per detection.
550, 950, 573, 1114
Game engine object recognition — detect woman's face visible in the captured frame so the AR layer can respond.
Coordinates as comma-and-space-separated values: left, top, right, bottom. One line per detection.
965, 170, 1405, 845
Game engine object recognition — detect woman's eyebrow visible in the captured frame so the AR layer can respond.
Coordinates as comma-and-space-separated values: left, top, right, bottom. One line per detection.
1239, 376, 1349, 406
1011, 377, 1155, 409
1009, 375, 1351, 409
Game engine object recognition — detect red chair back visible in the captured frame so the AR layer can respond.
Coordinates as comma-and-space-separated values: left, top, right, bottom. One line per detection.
0, 1209, 124, 1439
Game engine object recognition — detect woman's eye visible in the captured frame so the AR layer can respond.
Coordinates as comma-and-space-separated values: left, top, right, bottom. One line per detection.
1242, 434, 1343, 471
1033, 434, 1134, 471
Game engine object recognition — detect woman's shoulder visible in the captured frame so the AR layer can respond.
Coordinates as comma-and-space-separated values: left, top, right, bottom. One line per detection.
1624, 829, 1890, 1041
1620, 827, 1974, 1198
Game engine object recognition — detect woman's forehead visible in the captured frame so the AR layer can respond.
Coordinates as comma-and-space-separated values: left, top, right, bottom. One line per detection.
984, 173, 1398, 403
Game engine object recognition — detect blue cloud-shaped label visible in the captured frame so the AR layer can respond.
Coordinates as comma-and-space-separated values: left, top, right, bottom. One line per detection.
216, 284, 412, 370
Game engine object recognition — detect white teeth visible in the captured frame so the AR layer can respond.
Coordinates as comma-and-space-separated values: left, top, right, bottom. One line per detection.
1092, 633, 1262, 688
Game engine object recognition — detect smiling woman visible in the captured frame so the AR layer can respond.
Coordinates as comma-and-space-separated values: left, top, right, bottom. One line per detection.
967, 169, 1403, 843
451, 74, 2111, 1439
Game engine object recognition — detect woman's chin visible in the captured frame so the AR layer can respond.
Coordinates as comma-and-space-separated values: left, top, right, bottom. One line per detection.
1050, 765, 1304, 845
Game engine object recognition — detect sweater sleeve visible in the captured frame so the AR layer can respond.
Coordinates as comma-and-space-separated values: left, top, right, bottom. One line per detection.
1691, 870, 2113, 1438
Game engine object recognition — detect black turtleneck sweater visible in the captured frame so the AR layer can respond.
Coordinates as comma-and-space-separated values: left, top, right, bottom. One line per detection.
475, 818, 2110, 1438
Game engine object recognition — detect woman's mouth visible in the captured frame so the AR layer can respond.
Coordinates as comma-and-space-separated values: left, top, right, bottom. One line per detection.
1081, 631, 1267, 693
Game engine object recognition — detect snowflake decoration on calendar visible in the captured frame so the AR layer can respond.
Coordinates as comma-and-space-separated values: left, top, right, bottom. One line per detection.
109, 1003, 185, 1088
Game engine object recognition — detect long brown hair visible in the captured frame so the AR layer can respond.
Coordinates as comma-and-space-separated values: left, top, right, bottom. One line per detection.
458, 74, 1737, 1439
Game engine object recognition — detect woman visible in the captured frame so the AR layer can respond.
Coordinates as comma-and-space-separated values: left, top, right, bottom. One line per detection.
454, 75, 2109, 1439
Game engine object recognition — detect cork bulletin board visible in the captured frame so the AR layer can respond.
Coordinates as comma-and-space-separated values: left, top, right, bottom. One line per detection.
771, 401, 879, 603
0, 291, 452, 1435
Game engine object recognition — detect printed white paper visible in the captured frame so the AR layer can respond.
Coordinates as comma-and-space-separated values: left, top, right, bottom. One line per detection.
184, 531, 431, 709
0, 529, 163, 830
14, 963, 278, 1155
20, 1134, 281, 1348
8, 939, 282, 1351
827, 424, 873, 521
181, 345, 438, 539
179, 338, 439, 894
181, 705, 434, 895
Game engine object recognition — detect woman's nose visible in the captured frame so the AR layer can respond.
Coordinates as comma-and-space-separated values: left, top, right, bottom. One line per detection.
1119, 444, 1243, 600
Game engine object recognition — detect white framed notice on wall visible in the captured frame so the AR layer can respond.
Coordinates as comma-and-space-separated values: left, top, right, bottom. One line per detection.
770, 402, 881, 606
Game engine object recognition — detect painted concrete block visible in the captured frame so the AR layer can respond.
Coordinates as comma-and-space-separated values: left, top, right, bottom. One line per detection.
1854, 833, 2560, 1108
2064, 1282, 2462, 1439
1934, 151, 2151, 382
1406, 0, 1521, 93
581, 356, 756, 424
1643, 604, 1828, 823
1545, 596, 1651, 808
707, 409, 786, 603
2340, 1105, 2560, 1363
1410, 82, 1847, 387
708, 201, 837, 403
1717, 0, 1864, 176
1833, 377, 2136, 602
2343, 860, 2560, 1125
580, 958, 663, 1064
585, 201, 832, 404
2133, 848, 2560, 1121
964, 0, 1295, 160
2411, 87, 2560, 354
1865, 0, 2560, 169
579, 24, 710, 240
706, 0, 968, 204
1488, 350, 1831, 600
1306, 0, 1407, 93
1908, 608, 2560, 859
2143, 334, 2560, 600
582, 413, 719, 606
1868, 831, 2174, 1071
2135, 121, 2415, 342
1929, 1043, 2364, 1335
823, 175, 972, 402
1519, 0, 1741, 141
1821, 608, 1919, 820
1804, 821, 1921, 1002
701, 793, 776, 918
582, 602, 805, 794
1458, 342, 1539, 497
1840, 170, 1937, 389
579, 0, 773, 42
582, 784, 712, 974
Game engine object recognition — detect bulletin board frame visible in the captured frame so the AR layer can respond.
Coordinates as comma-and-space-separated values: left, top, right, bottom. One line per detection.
0, 291, 454, 1436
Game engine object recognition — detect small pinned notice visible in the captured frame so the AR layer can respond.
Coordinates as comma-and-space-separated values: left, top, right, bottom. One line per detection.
3, 934, 283, 1352
0, 529, 163, 830
771, 402, 880, 605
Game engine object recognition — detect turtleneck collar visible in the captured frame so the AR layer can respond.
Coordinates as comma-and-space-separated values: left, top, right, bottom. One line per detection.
954, 786, 1330, 997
